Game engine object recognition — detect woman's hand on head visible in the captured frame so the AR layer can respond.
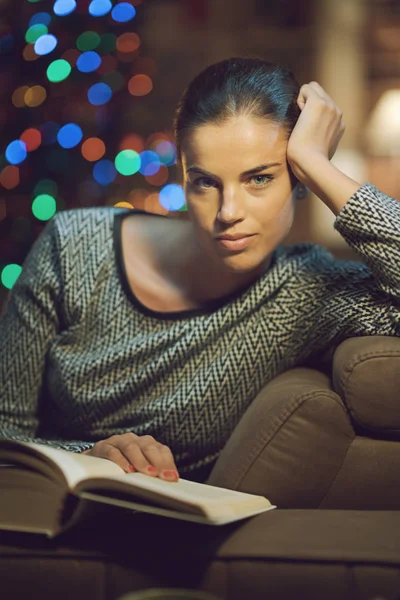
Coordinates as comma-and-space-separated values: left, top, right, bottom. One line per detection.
81, 433, 180, 482
286, 82, 346, 184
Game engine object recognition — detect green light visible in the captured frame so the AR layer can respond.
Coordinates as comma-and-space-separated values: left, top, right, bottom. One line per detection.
25, 24, 48, 43
46, 59, 71, 83
115, 150, 141, 176
76, 31, 101, 51
98, 33, 116, 53
1, 264, 22, 290
32, 194, 56, 221
33, 179, 58, 197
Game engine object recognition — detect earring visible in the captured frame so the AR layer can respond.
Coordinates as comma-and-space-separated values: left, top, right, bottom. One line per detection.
296, 184, 308, 199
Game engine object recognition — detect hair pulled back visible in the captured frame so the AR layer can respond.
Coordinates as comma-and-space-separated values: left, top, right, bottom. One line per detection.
173, 57, 301, 165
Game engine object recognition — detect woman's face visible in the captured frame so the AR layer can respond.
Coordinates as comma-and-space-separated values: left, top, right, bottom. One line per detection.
181, 115, 298, 278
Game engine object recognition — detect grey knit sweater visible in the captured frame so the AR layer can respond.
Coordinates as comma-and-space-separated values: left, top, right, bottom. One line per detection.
1, 182, 399, 477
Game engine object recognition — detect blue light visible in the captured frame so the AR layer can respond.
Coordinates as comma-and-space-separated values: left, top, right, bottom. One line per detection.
93, 160, 117, 185
5, 140, 27, 165
87, 82, 112, 106
88, 0, 112, 17
159, 184, 185, 211
76, 51, 102, 73
139, 151, 161, 176
111, 3, 136, 22
53, 0, 77, 16
34, 34, 58, 56
57, 123, 83, 149
40, 122, 60, 145
0, 34, 13, 54
29, 12, 52, 26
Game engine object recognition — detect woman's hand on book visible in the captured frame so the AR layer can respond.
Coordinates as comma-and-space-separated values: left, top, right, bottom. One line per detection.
81, 433, 180, 482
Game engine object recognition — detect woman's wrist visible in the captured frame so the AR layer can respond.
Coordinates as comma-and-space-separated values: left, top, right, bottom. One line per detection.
293, 152, 361, 216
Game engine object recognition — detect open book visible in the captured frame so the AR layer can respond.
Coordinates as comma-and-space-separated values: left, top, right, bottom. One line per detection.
0, 440, 276, 537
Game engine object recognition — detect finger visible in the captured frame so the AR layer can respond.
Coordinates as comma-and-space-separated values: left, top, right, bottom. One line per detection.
296, 82, 322, 109
142, 443, 179, 481
96, 442, 134, 473
117, 437, 160, 476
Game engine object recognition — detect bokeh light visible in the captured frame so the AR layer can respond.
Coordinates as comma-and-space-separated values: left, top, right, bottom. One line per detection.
93, 159, 117, 185
119, 133, 144, 153
22, 44, 40, 61
53, 0, 77, 16
159, 184, 185, 211
0, 33, 13, 54
40, 122, 60, 144
1, 265, 22, 290
61, 48, 80, 66
116, 32, 140, 53
87, 82, 112, 105
57, 123, 83, 148
114, 201, 133, 209
29, 12, 51, 26
34, 179, 58, 197
20, 128, 42, 151
76, 31, 101, 51
0, 166, 20, 189
25, 24, 48, 44
47, 59, 72, 82
155, 141, 176, 166
5, 140, 27, 165
12, 86, 29, 108
97, 54, 118, 75
111, 3, 136, 22
32, 194, 57, 221
139, 150, 160, 176
34, 33, 58, 56
24, 85, 47, 107
81, 137, 106, 161
76, 50, 101, 72
98, 32, 116, 52
115, 150, 141, 176
88, 0, 112, 17
128, 74, 153, 96
145, 165, 168, 187
102, 71, 125, 92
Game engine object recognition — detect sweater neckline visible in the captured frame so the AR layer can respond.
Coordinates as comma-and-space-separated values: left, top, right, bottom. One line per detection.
113, 208, 274, 321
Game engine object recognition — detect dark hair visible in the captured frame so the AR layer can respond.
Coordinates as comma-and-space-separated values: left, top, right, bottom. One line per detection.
173, 57, 301, 166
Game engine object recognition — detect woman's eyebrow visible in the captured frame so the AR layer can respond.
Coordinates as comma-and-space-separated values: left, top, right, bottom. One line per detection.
186, 163, 282, 178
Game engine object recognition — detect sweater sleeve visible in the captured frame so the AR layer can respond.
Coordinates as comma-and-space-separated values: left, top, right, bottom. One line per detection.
0, 216, 94, 453
298, 182, 400, 367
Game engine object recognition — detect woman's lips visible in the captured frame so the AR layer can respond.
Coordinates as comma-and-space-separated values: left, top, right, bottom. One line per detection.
217, 235, 255, 251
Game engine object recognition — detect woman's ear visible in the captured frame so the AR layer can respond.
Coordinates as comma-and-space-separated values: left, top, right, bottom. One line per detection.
295, 182, 308, 199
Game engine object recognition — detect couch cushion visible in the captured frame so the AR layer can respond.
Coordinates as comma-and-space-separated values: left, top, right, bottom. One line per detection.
332, 336, 400, 437
1, 509, 400, 600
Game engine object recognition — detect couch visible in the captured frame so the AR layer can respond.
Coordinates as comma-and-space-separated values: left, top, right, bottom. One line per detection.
2, 335, 400, 600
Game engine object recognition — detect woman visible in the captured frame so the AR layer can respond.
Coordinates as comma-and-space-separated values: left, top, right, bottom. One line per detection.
1, 58, 399, 484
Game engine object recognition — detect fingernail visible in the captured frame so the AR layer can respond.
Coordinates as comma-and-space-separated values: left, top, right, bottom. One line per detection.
128, 464, 135, 472
146, 465, 157, 473
161, 470, 178, 480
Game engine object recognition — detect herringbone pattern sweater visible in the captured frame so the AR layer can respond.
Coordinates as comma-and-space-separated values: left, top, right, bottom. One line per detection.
1, 182, 399, 476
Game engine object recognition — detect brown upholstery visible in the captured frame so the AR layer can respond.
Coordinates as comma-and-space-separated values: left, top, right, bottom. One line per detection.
2, 335, 400, 599
207, 335, 400, 510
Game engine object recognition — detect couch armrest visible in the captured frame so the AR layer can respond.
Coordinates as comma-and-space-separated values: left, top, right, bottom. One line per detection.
332, 335, 400, 438
207, 367, 354, 508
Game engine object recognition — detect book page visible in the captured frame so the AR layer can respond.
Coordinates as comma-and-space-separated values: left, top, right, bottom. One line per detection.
77, 471, 273, 520
20, 442, 124, 488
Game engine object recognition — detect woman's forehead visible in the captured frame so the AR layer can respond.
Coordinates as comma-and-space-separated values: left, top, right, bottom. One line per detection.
182, 116, 288, 169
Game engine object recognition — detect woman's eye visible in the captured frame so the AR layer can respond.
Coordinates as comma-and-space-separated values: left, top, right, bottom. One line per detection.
193, 177, 216, 189
250, 175, 273, 187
